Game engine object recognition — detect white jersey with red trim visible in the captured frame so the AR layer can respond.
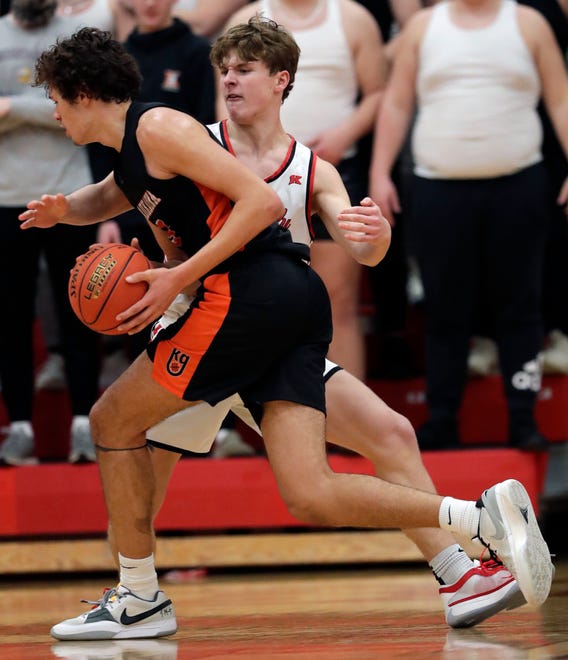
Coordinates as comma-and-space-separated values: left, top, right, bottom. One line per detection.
207, 120, 318, 247
146, 122, 340, 453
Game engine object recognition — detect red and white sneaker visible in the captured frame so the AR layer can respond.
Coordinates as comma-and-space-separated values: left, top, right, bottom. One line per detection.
440, 558, 525, 628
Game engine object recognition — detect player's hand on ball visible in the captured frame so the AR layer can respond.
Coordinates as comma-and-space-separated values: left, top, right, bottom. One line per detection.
116, 264, 184, 335
69, 243, 153, 335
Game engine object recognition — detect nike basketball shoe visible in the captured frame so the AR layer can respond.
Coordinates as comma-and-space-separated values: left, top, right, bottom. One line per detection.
475, 479, 554, 608
50, 585, 177, 640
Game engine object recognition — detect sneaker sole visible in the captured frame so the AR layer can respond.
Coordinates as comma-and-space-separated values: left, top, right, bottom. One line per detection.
0, 456, 39, 466
51, 619, 177, 641
447, 580, 525, 628
482, 479, 553, 607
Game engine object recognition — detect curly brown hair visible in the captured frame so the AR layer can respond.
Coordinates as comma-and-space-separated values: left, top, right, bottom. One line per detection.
33, 27, 142, 103
211, 14, 300, 102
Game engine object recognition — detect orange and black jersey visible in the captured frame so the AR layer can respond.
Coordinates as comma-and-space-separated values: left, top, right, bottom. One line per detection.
114, 102, 308, 274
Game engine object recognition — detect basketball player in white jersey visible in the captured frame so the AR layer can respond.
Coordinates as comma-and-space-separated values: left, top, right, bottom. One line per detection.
109, 16, 530, 630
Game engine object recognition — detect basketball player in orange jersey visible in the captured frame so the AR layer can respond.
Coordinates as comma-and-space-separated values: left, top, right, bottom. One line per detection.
20, 23, 552, 641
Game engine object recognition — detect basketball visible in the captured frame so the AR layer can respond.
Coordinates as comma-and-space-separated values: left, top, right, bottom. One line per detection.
68, 243, 151, 335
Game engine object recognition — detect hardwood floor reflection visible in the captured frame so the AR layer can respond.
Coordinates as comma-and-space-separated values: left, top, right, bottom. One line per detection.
1, 559, 567, 658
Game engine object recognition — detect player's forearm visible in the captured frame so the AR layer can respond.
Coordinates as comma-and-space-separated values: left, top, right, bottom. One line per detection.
64, 180, 132, 225
166, 193, 284, 291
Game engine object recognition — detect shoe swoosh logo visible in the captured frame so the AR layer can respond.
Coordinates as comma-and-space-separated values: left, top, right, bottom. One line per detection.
120, 599, 173, 625
490, 512, 506, 541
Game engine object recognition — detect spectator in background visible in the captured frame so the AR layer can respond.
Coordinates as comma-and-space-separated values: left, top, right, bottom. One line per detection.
468, 0, 568, 378
524, 0, 568, 374
359, 0, 423, 379
111, 0, 249, 43
34, 0, 118, 392
224, 0, 385, 382
0, 0, 100, 464
370, 0, 568, 451
358, 0, 422, 66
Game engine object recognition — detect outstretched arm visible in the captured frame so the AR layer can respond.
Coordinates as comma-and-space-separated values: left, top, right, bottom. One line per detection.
18, 172, 133, 229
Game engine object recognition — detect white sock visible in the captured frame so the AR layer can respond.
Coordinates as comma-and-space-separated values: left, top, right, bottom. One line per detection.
439, 497, 481, 540
11, 420, 33, 436
429, 543, 474, 586
118, 553, 159, 598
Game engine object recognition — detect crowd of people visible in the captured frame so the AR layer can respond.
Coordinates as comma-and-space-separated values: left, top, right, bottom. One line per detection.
0, 2, 566, 436
0, 0, 562, 641
2, 0, 566, 468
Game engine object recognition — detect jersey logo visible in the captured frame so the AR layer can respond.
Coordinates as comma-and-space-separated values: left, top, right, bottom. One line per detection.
289, 174, 302, 185
166, 348, 190, 376
162, 69, 181, 92
155, 218, 182, 247
137, 190, 161, 221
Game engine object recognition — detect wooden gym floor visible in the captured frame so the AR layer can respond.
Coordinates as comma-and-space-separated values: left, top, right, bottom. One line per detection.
1, 556, 567, 658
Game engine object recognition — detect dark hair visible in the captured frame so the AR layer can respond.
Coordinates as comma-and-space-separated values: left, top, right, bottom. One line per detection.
12, 0, 56, 29
34, 27, 142, 103
211, 14, 300, 102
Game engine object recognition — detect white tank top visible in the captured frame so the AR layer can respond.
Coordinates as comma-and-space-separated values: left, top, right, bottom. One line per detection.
208, 120, 318, 247
59, 0, 114, 32
260, 0, 358, 159
413, 0, 542, 179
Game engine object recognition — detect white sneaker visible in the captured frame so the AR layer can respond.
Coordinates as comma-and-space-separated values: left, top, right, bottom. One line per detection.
51, 585, 177, 641
0, 426, 38, 465
35, 352, 66, 390
475, 479, 553, 607
212, 428, 255, 458
440, 558, 524, 628
541, 329, 568, 374
68, 422, 97, 464
468, 337, 498, 377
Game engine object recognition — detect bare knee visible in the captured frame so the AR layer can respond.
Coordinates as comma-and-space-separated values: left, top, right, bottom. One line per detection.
342, 409, 417, 465
279, 476, 336, 526
89, 397, 109, 442
89, 394, 129, 446
383, 412, 418, 453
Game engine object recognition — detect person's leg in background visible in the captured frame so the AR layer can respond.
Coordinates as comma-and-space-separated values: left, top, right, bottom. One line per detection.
366, 143, 417, 379
310, 154, 369, 381
540, 124, 568, 375
46, 223, 102, 462
0, 206, 42, 464
412, 177, 480, 450
485, 165, 549, 450
35, 255, 67, 391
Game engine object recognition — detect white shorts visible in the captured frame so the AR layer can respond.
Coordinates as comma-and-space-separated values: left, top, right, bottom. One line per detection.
146, 294, 340, 453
